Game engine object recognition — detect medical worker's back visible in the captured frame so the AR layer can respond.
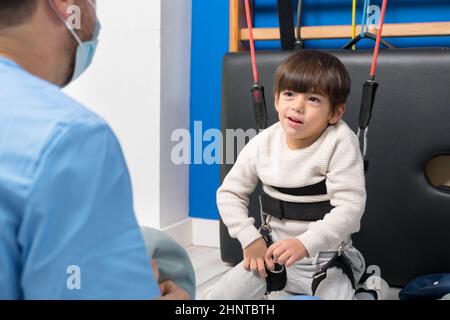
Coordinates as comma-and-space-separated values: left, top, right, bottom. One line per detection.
0, 57, 160, 299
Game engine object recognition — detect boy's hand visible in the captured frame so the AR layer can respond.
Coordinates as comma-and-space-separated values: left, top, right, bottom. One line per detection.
265, 238, 309, 268
243, 238, 268, 278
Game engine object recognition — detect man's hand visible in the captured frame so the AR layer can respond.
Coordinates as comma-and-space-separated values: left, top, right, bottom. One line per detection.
152, 259, 190, 300
243, 238, 268, 278
265, 238, 309, 269
159, 280, 190, 300
151, 259, 160, 282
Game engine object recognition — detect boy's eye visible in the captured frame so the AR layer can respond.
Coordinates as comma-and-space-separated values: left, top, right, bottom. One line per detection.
283, 91, 295, 98
308, 96, 321, 103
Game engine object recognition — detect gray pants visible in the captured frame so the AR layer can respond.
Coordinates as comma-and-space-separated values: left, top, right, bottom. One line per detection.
202, 247, 366, 300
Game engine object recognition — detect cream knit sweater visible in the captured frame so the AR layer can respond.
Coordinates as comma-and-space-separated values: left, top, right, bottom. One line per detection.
217, 120, 366, 258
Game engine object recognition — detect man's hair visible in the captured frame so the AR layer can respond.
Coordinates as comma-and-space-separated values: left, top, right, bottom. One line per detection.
0, 0, 37, 28
274, 50, 351, 114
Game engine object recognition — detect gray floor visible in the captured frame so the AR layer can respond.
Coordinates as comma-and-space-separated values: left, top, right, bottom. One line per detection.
187, 245, 401, 300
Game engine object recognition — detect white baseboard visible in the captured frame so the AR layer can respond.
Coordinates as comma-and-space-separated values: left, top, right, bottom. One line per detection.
161, 217, 220, 249
192, 218, 220, 248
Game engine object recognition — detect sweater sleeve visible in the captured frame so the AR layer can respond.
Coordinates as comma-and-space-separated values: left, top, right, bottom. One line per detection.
217, 139, 262, 249
297, 131, 366, 257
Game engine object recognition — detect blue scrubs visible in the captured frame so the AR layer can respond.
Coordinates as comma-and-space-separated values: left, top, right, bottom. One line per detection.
0, 57, 161, 299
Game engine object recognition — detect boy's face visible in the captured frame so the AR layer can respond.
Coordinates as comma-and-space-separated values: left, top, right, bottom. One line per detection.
275, 90, 344, 149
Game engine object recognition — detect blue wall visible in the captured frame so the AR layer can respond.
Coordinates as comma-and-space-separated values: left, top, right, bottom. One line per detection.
189, 0, 450, 220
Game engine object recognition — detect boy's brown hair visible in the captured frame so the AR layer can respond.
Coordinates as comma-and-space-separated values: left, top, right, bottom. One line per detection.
274, 50, 351, 115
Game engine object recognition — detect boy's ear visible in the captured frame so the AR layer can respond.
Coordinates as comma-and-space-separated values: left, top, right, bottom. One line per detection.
329, 104, 345, 125
274, 93, 279, 112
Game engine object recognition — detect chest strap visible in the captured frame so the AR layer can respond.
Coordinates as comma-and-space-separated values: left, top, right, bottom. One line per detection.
261, 191, 334, 221
261, 180, 333, 221
272, 179, 328, 196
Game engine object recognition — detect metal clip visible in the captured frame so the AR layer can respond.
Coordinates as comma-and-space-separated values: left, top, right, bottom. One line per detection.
259, 195, 271, 231
357, 127, 369, 158
270, 264, 285, 274
337, 242, 345, 256
313, 270, 326, 280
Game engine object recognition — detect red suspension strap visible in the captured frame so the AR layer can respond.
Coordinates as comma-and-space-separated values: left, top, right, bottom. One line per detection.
244, 0, 268, 130
244, 2, 284, 292
358, 0, 388, 173
370, 0, 388, 80
244, 0, 259, 84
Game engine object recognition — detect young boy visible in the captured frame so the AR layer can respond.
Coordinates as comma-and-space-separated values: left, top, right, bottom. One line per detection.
203, 50, 388, 300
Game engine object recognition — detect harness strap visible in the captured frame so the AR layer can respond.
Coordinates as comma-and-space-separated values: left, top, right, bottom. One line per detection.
342, 32, 395, 50
272, 179, 327, 196
260, 191, 334, 221
259, 179, 334, 294
360, 0, 371, 37
342, 0, 395, 50
244, 0, 268, 130
277, 0, 296, 50
295, 0, 304, 49
311, 252, 356, 295
259, 225, 287, 294
351, 0, 356, 50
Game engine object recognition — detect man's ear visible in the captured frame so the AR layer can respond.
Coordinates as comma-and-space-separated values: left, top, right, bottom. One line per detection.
329, 104, 345, 125
48, 0, 78, 21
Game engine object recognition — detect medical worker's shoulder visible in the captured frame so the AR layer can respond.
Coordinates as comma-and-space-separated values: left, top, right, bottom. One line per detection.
24, 73, 113, 135
0, 63, 120, 210
24, 77, 119, 173
40, 85, 105, 127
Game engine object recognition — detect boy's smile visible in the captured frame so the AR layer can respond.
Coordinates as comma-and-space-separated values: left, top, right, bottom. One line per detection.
286, 115, 304, 128
276, 90, 344, 150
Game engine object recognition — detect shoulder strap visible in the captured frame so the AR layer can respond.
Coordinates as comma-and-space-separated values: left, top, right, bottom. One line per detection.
277, 0, 296, 50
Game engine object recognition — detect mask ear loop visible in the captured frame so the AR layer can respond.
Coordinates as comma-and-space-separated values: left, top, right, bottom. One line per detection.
47, 0, 83, 46
87, 0, 96, 9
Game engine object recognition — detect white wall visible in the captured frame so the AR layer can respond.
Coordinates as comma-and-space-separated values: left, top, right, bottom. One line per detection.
65, 0, 191, 230
160, 0, 191, 229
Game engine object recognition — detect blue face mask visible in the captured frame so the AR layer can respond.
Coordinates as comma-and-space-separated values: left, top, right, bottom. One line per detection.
50, 0, 101, 84
68, 16, 101, 83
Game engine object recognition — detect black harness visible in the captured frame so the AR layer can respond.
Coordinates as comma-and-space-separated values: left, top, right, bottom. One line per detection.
259, 179, 355, 295
261, 191, 334, 221
311, 249, 356, 295
261, 180, 334, 222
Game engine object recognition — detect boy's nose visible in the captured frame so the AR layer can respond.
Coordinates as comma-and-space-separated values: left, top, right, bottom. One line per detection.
291, 98, 305, 113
